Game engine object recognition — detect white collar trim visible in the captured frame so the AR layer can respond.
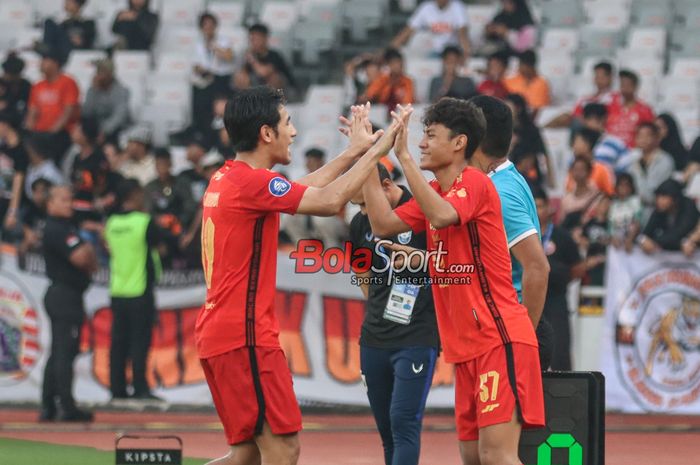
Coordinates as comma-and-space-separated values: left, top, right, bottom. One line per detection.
487, 160, 513, 178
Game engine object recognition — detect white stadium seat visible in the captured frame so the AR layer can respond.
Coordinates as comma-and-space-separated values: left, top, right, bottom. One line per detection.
672, 108, 700, 146
669, 58, 700, 79
405, 58, 441, 104
157, 26, 199, 55
617, 51, 663, 80
586, 3, 630, 29
539, 28, 580, 52
206, 1, 246, 28
261, 1, 299, 32
66, 50, 107, 78
113, 51, 151, 80
158, 0, 203, 26
658, 77, 700, 110
156, 53, 192, 77
0, 1, 33, 26
464, 4, 499, 49
625, 27, 666, 55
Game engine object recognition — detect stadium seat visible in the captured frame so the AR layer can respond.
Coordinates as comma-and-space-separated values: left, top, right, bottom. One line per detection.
630, 0, 673, 27
569, 73, 597, 101
92, 1, 122, 48
261, 1, 299, 32
156, 53, 193, 77
70, 70, 94, 101
625, 27, 666, 55
672, 108, 700, 146
120, 78, 145, 121
294, 128, 341, 162
31, 0, 64, 22
66, 50, 107, 78
464, 4, 499, 49
670, 28, 700, 56
578, 27, 623, 53
586, 3, 630, 29
404, 31, 435, 59
139, 103, 189, 147
268, 28, 294, 64
158, 0, 203, 26
538, 53, 575, 79
0, 1, 33, 27
305, 84, 344, 107
575, 52, 616, 76
300, 0, 342, 26
156, 26, 199, 55
206, 1, 246, 28
405, 58, 441, 104
669, 57, 700, 79
541, 128, 573, 194
636, 76, 659, 104
618, 51, 663, 80
300, 85, 343, 131
674, 0, 700, 30
539, 28, 580, 52
293, 20, 337, 65
147, 77, 191, 107
342, 0, 385, 42
17, 51, 41, 82
658, 77, 700, 110
539, 1, 584, 27
0, 25, 41, 51
113, 51, 151, 80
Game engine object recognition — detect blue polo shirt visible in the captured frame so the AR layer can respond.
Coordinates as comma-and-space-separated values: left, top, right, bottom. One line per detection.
489, 160, 541, 302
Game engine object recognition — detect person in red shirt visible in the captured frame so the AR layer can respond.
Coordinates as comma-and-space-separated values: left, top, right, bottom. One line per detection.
477, 51, 509, 99
364, 101, 544, 465
606, 70, 654, 147
25, 47, 79, 163
196, 87, 401, 465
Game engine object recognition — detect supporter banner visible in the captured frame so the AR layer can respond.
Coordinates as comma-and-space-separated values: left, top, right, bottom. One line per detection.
601, 248, 700, 414
0, 252, 455, 407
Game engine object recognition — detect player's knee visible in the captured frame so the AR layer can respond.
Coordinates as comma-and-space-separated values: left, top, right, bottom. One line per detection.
283, 437, 300, 465
478, 446, 518, 465
389, 410, 418, 439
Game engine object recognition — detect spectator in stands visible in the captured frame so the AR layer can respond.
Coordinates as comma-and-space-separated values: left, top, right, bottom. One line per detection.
504, 49, 550, 111
566, 128, 615, 196
24, 134, 65, 199
429, 46, 477, 103
145, 148, 197, 266
68, 118, 118, 227
685, 137, 700, 184
25, 47, 79, 163
112, 0, 159, 51
82, 59, 131, 145
681, 222, 700, 257
0, 111, 28, 234
628, 122, 675, 218
117, 125, 156, 186
344, 54, 381, 107
534, 186, 582, 371
61, 0, 96, 50
581, 103, 632, 173
578, 196, 610, 286
547, 61, 615, 129
477, 51, 509, 99
208, 94, 235, 159
482, 0, 537, 55
505, 93, 552, 188
639, 179, 700, 253
281, 148, 348, 248
606, 70, 654, 147
361, 49, 414, 110
19, 178, 51, 254
192, 12, 236, 132
0, 53, 32, 128
656, 113, 689, 171
391, 0, 471, 57
178, 131, 211, 205
235, 24, 296, 97
560, 156, 605, 229
608, 173, 642, 253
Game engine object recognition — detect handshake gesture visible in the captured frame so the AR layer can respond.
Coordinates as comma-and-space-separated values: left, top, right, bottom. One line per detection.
339, 103, 415, 161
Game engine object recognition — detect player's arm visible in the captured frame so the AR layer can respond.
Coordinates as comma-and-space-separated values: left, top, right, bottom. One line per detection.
392, 107, 459, 229
363, 164, 413, 237
391, 26, 414, 49
295, 111, 397, 216
356, 270, 370, 299
458, 27, 471, 58
511, 234, 550, 327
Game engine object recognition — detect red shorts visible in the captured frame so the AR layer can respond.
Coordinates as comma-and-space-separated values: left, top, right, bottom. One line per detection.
201, 346, 302, 445
455, 342, 545, 441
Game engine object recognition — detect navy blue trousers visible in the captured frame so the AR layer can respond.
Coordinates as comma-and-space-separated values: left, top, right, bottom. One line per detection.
360, 346, 437, 465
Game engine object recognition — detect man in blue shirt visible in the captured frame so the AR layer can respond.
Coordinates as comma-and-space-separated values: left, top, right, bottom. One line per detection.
469, 95, 553, 368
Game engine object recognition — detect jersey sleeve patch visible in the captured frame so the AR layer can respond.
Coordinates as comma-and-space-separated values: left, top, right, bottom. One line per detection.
268, 177, 292, 197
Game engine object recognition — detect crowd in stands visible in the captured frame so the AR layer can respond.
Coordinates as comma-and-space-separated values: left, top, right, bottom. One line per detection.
0, 0, 699, 287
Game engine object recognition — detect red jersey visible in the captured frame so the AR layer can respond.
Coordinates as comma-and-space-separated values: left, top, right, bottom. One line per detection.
571, 89, 615, 118
28, 74, 80, 132
394, 167, 537, 363
477, 79, 508, 99
605, 93, 654, 147
195, 160, 308, 358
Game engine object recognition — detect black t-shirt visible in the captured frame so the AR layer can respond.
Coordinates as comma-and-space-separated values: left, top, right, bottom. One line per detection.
0, 77, 31, 125
349, 187, 439, 349
42, 216, 91, 292
0, 141, 28, 201
248, 49, 296, 87
71, 149, 114, 222
543, 224, 581, 298
61, 18, 96, 49
177, 168, 208, 205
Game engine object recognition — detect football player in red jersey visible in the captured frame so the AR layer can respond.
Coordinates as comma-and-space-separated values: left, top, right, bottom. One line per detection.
363, 101, 544, 465
195, 86, 401, 465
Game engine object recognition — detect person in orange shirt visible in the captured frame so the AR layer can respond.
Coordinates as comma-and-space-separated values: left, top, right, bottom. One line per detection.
504, 49, 550, 110
361, 48, 415, 110
566, 128, 615, 196
25, 47, 80, 164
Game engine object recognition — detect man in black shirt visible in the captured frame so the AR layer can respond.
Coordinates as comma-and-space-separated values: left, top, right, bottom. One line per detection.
640, 179, 700, 253
40, 185, 97, 422
61, 0, 96, 50
237, 23, 297, 95
534, 187, 583, 371
0, 53, 31, 127
349, 164, 438, 465
0, 110, 28, 235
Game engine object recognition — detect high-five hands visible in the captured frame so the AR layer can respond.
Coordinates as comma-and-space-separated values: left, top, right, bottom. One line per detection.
339, 103, 384, 154
390, 104, 414, 163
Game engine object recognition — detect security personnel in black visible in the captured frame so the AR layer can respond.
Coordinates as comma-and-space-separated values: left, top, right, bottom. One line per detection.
40, 185, 97, 422
349, 164, 439, 465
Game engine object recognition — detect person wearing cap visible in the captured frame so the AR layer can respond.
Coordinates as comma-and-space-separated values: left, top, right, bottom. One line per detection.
639, 179, 700, 254
504, 49, 551, 111
0, 52, 31, 127
118, 125, 156, 186
176, 131, 211, 205
105, 178, 163, 402
25, 46, 80, 163
82, 59, 130, 144
0, 111, 28, 234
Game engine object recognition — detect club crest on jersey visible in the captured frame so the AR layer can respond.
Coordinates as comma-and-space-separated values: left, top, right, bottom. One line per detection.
268, 177, 291, 197
397, 231, 412, 245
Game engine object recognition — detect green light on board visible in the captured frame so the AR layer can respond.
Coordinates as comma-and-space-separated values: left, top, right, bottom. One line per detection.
535, 433, 583, 465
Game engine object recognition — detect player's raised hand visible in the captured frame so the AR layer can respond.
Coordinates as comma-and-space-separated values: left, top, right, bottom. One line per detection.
339, 103, 384, 153
390, 104, 414, 162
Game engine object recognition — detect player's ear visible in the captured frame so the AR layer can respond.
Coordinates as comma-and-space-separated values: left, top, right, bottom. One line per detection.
260, 124, 274, 144
453, 134, 467, 153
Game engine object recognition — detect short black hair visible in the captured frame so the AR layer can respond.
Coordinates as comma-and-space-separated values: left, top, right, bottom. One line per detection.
583, 102, 608, 120
616, 172, 636, 195
224, 86, 286, 153
305, 148, 325, 160
199, 12, 218, 28
384, 48, 403, 63
377, 163, 391, 183
79, 117, 100, 145
488, 51, 509, 67
154, 147, 172, 162
468, 95, 513, 158
593, 61, 613, 75
636, 121, 659, 137
248, 23, 269, 35
117, 178, 143, 207
571, 155, 593, 173
519, 49, 537, 67
73, 0, 87, 7
573, 128, 601, 150
619, 69, 639, 87
31, 177, 53, 192
441, 45, 463, 59
422, 98, 486, 160
530, 184, 548, 202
